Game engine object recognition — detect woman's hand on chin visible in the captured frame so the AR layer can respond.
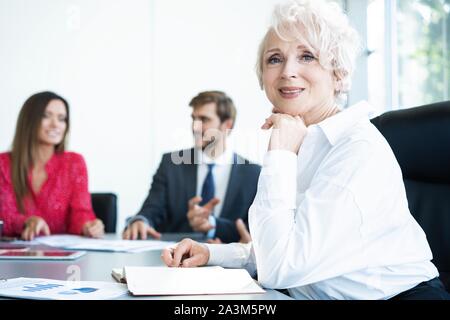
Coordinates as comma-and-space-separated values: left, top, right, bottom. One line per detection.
262, 113, 308, 154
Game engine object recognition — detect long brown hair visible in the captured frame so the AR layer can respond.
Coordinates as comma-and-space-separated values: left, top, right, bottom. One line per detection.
11, 91, 70, 213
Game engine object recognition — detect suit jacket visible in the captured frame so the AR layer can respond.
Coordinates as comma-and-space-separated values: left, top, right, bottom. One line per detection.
135, 148, 261, 243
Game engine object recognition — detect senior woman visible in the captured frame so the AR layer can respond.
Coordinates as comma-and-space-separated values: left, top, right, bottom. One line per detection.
161, 0, 449, 300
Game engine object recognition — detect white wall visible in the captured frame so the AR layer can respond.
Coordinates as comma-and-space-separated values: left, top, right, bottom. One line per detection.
0, 0, 283, 232
0, 0, 153, 232
151, 0, 279, 162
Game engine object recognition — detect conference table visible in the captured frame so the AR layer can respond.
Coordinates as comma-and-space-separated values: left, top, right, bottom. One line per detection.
0, 233, 292, 300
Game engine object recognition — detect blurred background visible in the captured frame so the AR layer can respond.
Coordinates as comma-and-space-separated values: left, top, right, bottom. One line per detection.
0, 0, 448, 231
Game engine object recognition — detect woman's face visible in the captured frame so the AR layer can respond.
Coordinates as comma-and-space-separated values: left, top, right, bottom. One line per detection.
38, 99, 67, 147
262, 31, 337, 119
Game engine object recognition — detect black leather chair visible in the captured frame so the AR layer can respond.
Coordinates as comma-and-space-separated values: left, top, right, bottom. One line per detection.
371, 100, 450, 291
91, 193, 117, 233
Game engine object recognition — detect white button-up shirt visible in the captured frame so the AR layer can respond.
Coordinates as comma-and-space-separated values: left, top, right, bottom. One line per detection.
207, 101, 438, 300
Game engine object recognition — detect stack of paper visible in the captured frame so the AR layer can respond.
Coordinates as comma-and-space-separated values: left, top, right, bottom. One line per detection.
123, 266, 265, 296
0, 278, 128, 300
32, 235, 173, 253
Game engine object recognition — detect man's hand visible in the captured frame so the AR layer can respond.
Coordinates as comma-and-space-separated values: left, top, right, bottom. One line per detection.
161, 238, 210, 268
187, 196, 220, 232
207, 218, 252, 244
82, 219, 105, 238
21, 216, 51, 241
122, 220, 161, 240
262, 113, 308, 154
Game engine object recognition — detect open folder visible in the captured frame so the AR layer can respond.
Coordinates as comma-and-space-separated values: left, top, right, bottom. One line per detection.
123, 266, 265, 296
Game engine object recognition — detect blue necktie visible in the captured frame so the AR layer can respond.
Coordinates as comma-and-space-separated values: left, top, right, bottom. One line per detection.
200, 164, 215, 207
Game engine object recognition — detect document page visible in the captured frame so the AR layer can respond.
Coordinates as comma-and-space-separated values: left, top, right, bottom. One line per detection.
0, 278, 128, 300
124, 266, 265, 296
32, 235, 173, 252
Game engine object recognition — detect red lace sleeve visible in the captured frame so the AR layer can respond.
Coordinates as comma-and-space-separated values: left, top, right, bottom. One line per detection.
66, 153, 97, 235
0, 153, 28, 236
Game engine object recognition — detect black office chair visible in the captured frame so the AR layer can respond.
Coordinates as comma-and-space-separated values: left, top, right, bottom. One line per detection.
371, 100, 450, 291
91, 193, 117, 233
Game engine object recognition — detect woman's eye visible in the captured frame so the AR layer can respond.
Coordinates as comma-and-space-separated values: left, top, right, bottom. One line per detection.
268, 56, 282, 65
300, 54, 315, 62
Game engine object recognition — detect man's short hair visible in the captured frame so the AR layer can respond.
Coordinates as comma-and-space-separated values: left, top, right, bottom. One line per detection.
189, 91, 237, 127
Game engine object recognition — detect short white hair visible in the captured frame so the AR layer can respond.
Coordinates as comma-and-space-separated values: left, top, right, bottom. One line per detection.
256, 0, 361, 99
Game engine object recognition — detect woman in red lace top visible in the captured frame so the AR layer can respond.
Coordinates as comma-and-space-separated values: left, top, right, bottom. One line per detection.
0, 91, 104, 240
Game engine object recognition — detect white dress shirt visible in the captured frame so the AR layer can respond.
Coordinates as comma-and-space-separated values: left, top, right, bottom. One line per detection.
207, 101, 438, 300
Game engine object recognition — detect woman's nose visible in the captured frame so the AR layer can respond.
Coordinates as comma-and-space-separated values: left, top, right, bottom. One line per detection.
50, 117, 59, 127
281, 59, 299, 79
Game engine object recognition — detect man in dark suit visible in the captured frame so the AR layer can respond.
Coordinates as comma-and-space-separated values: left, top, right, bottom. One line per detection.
123, 91, 261, 243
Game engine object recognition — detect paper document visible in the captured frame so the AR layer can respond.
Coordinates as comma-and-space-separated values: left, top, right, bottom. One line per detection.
0, 278, 128, 300
124, 266, 265, 296
33, 235, 174, 253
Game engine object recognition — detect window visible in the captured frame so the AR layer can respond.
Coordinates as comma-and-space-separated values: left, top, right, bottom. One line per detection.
367, 0, 450, 110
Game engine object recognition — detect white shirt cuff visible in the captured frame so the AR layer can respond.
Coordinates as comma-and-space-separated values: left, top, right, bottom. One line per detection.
205, 243, 249, 267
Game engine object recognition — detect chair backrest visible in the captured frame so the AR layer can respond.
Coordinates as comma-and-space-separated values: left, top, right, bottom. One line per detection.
91, 193, 117, 233
370, 100, 450, 291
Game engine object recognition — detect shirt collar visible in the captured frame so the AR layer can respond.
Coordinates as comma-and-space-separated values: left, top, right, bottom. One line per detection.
313, 101, 375, 146
196, 145, 234, 165
27, 152, 60, 196
28, 152, 59, 174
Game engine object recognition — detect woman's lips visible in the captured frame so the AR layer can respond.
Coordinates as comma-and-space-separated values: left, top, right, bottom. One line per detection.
278, 87, 305, 99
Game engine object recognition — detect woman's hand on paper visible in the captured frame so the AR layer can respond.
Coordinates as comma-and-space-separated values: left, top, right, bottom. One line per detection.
21, 216, 51, 241
161, 238, 209, 268
82, 219, 105, 238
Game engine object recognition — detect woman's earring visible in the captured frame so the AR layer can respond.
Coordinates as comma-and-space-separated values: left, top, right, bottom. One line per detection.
335, 79, 343, 94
